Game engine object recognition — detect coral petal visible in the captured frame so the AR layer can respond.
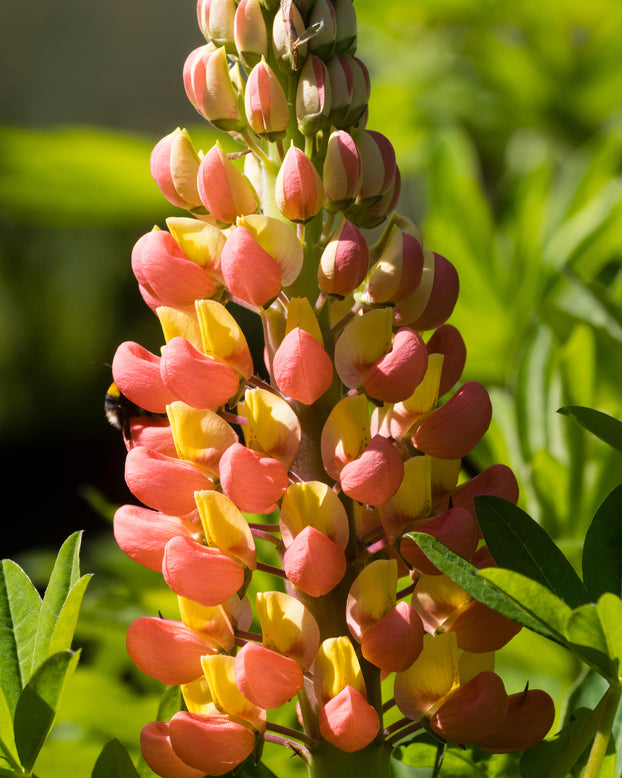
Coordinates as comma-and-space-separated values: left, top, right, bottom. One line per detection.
141, 721, 207, 778
318, 686, 380, 753
169, 712, 255, 776
235, 642, 303, 709
219, 442, 289, 514
283, 526, 346, 596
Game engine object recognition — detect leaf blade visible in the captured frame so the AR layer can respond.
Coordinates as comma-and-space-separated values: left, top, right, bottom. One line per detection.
558, 405, 622, 453
582, 484, 622, 601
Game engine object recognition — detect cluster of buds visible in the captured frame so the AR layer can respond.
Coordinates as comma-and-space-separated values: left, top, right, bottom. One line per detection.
110, 1, 555, 776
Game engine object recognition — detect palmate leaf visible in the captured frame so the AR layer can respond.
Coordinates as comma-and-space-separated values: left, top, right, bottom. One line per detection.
474, 495, 590, 608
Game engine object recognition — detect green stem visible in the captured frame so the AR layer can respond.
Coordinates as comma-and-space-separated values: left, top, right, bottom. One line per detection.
584, 684, 622, 778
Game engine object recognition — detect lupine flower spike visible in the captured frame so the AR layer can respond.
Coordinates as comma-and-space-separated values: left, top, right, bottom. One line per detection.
111, 1, 555, 776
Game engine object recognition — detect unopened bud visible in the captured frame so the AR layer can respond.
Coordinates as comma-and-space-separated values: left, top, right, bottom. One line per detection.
394, 252, 459, 330
150, 128, 203, 211
272, 1, 307, 71
275, 144, 324, 223
197, 0, 237, 52
333, 0, 357, 55
183, 45, 245, 132
307, 0, 336, 60
244, 59, 290, 141
362, 224, 424, 304
345, 56, 370, 125
318, 220, 369, 298
326, 54, 354, 127
197, 142, 258, 225
234, 0, 269, 66
323, 130, 361, 210
296, 55, 332, 136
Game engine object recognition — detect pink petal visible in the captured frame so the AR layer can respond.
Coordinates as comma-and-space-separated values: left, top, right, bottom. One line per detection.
361, 601, 424, 672
162, 535, 245, 607
273, 328, 334, 404
124, 446, 213, 515
219, 442, 289, 514
364, 328, 428, 403
400, 507, 479, 575
426, 324, 467, 397
220, 225, 282, 308
113, 504, 198, 571
169, 712, 255, 776
140, 721, 207, 778
450, 601, 521, 653
283, 526, 347, 596
126, 617, 214, 685
160, 336, 240, 409
234, 642, 303, 709
318, 686, 380, 753
340, 435, 404, 506
476, 689, 555, 753
451, 464, 519, 520
112, 341, 177, 413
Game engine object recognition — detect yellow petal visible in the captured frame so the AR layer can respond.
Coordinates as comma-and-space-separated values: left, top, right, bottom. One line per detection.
334, 307, 393, 389
181, 675, 216, 714
285, 297, 324, 345
157, 306, 203, 350
201, 654, 266, 733
320, 393, 371, 481
166, 216, 226, 274
314, 636, 365, 703
239, 387, 301, 468
195, 490, 257, 570
255, 591, 320, 671
178, 596, 235, 651
280, 481, 349, 549
346, 559, 397, 640
195, 299, 253, 379
167, 401, 237, 474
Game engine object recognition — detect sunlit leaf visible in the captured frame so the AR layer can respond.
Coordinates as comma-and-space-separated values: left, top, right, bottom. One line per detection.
565, 601, 619, 681
47, 575, 92, 657
558, 406, 622, 453
32, 532, 83, 671
13, 649, 80, 773
0, 559, 42, 709
475, 495, 590, 607
0, 686, 19, 769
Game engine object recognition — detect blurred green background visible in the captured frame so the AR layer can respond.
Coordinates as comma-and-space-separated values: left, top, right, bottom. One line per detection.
2, 0, 622, 774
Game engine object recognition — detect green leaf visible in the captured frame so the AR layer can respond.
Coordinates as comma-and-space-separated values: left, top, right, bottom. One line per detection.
92, 739, 140, 778
13, 649, 80, 773
0, 559, 42, 710
405, 533, 567, 643
156, 685, 182, 722
582, 484, 622, 600
0, 687, 19, 770
47, 574, 92, 657
479, 568, 573, 637
520, 707, 593, 778
558, 405, 622, 453
475, 495, 590, 607
564, 600, 621, 680
32, 532, 83, 671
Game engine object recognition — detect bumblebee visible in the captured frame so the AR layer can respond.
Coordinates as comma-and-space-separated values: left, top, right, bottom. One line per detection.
104, 382, 147, 440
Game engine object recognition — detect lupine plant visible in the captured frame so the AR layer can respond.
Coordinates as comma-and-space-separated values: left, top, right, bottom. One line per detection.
108, 1, 559, 776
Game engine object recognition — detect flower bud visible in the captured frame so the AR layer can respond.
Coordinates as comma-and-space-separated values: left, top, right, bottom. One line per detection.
333, 0, 357, 55
296, 55, 332, 136
344, 56, 370, 125
426, 324, 467, 397
318, 220, 368, 298
272, 1, 307, 71
325, 55, 354, 127
307, 0, 336, 60
150, 128, 203, 211
350, 129, 397, 205
362, 226, 424, 305
275, 144, 324, 223
394, 251, 459, 330
197, 142, 258, 225
196, 0, 237, 51
244, 59, 290, 140
322, 130, 361, 210
234, 0, 268, 66
183, 45, 244, 131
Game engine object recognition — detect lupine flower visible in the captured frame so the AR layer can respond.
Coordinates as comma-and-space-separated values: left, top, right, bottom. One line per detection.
110, 1, 555, 774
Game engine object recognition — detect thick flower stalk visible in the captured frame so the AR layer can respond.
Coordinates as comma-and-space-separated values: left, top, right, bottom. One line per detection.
110, 1, 555, 776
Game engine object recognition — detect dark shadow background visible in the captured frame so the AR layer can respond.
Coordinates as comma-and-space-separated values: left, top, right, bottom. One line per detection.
0, 0, 205, 559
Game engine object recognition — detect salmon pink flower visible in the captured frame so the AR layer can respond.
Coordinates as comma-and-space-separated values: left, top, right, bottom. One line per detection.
166, 216, 227, 286
283, 526, 347, 596
318, 685, 380, 753
140, 720, 207, 778
476, 688, 555, 753
234, 641, 304, 708
426, 323, 467, 397
280, 480, 349, 549
320, 393, 371, 480
124, 446, 213, 515
450, 463, 519, 519
239, 387, 301, 468
112, 341, 177, 414
168, 711, 256, 777
126, 616, 218, 685
394, 251, 459, 330
273, 327, 334, 404
219, 441, 289, 513
201, 654, 266, 733
339, 434, 404, 506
